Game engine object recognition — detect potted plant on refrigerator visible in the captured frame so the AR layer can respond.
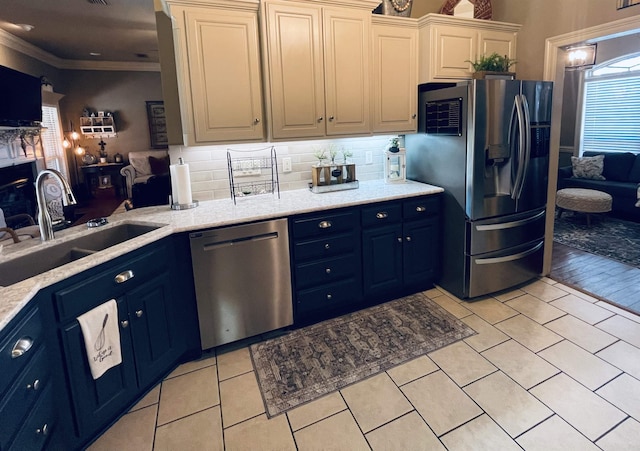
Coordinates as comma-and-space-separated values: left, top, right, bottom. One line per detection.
467, 52, 516, 79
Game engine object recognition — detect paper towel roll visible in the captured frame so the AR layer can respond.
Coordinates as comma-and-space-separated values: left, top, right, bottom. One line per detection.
170, 158, 193, 205
169, 164, 178, 204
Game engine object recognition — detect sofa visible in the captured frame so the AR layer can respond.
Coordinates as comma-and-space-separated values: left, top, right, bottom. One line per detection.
558, 150, 640, 220
120, 150, 171, 208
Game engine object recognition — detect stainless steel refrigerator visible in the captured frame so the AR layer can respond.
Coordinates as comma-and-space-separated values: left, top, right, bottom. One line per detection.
406, 79, 553, 299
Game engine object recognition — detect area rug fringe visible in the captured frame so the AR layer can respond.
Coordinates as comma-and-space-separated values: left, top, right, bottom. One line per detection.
249, 292, 476, 417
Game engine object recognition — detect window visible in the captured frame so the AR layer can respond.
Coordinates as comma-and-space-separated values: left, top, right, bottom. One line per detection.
40, 104, 69, 178
580, 53, 640, 155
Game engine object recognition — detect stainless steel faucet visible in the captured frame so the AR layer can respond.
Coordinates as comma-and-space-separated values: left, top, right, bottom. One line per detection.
35, 169, 77, 241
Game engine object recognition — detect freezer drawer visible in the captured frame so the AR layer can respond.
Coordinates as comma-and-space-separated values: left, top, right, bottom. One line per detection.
466, 239, 544, 298
467, 208, 545, 256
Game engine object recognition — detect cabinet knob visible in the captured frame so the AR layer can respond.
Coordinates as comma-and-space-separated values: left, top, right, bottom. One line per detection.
412, 114, 417, 119
324, 243, 330, 250
326, 294, 332, 300
11, 337, 33, 358
329, 116, 334, 121
325, 268, 331, 274
318, 117, 324, 122
135, 310, 144, 318
406, 236, 412, 242
27, 379, 41, 391
376, 212, 388, 219
415, 206, 426, 212
36, 424, 49, 436
114, 269, 134, 284
318, 220, 332, 229
254, 118, 261, 124
397, 237, 402, 243
121, 320, 129, 328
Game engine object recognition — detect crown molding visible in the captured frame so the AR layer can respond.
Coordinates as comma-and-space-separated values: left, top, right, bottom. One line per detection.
0, 28, 160, 72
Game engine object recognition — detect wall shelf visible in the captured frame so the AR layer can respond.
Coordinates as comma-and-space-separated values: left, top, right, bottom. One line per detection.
80, 116, 117, 138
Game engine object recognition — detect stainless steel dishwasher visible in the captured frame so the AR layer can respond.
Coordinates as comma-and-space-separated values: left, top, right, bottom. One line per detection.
189, 218, 293, 349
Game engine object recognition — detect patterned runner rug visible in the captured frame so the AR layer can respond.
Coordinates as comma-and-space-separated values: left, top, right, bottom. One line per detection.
249, 292, 476, 417
553, 213, 640, 267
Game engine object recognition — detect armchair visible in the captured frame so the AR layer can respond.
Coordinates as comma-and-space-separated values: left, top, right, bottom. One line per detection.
120, 150, 169, 199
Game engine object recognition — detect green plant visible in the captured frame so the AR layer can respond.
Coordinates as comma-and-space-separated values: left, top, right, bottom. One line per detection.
389, 137, 400, 149
467, 53, 516, 72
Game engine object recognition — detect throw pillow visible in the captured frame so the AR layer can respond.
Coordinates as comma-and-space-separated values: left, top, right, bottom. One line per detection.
571, 155, 605, 180
129, 153, 152, 176
0, 208, 6, 239
149, 155, 170, 175
601, 152, 636, 182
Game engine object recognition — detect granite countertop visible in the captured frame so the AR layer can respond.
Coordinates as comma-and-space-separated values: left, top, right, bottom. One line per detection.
0, 180, 443, 329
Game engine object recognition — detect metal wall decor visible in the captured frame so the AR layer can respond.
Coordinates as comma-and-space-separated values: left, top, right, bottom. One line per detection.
146, 101, 168, 149
373, 0, 413, 17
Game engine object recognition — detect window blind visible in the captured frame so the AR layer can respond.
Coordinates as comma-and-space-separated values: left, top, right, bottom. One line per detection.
40, 105, 67, 177
581, 75, 640, 154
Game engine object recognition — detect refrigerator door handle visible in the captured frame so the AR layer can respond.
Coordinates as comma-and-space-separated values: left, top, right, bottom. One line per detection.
475, 209, 545, 231
475, 241, 544, 265
511, 95, 526, 200
514, 94, 532, 200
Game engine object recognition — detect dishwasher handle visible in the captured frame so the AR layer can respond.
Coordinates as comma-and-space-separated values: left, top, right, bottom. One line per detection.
201, 231, 279, 251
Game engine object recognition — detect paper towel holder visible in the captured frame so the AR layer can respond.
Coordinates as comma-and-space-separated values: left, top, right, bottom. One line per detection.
170, 197, 199, 210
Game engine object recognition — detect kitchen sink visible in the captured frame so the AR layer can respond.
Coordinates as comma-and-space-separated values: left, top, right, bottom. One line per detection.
0, 222, 162, 287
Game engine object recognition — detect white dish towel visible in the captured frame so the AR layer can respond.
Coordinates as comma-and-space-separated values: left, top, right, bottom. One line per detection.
77, 299, 123, 380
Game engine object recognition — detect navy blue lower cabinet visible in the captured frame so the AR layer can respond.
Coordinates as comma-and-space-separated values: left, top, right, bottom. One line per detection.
362, 223, 404, 297
402, 217, 440, 289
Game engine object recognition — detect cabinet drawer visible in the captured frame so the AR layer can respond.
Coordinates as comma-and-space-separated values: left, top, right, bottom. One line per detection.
292, 211, 357, 239
0, 346, 48, 450
10, 382, 54, 451
296, 278, 361, 315
0, 307, 42, 393
403, 196, 440, 221
294, 232, 356, 261
295, 254, 358, 289
361, 203, 402, 227
54, 243, 169, 322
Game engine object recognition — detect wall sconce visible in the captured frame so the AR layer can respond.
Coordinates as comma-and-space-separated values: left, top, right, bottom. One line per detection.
565, 44, 597, 69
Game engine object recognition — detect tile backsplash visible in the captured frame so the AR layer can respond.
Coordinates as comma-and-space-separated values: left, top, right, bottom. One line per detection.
169, 135, 395, 201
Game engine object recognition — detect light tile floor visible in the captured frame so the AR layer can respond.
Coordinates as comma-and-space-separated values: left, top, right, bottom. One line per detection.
88, 278, 640, 450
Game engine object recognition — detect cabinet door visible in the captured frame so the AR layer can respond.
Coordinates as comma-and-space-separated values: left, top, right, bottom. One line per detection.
126, 273, 179, 389
479, 29, 517, 63
265, 2, 325, 139
61, 298, 136, 438
431, 25, 476, 79
183, 7, 264, 143
403, 218, 440, 288
323, 8, 371, 135
372, 24, 417, 133
362, 223, 403, 297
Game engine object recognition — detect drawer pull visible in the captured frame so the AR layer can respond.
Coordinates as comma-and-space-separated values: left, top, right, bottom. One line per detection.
415, 206, 426, 212
11, 337, 33, 358
114, 270, 134, 284
318, 221, 332, 229
324, 243, 330, 250
406, 236, 412, 242
376, 212, 388, 219
36, 424, 49, 436
121, 320, 129, 328
135, 310, 144, 318
325, 268, 331, 274
27, 379, 41, 391
326, 294, 332, 300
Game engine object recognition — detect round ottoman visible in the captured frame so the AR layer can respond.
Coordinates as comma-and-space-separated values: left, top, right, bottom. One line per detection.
556, 188, 612, 226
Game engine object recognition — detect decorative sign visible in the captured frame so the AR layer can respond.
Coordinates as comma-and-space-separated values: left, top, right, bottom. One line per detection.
617, 0, 640, 9
146, 101, 168, 149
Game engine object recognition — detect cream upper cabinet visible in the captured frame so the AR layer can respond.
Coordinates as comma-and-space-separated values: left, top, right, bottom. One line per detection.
263, 1, 373, 139
372, 16, 418, 133
163, 1, 264, 144
418, 14, 520, 83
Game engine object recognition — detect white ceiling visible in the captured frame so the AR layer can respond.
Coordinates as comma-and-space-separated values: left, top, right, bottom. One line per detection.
0, 0, 159, 65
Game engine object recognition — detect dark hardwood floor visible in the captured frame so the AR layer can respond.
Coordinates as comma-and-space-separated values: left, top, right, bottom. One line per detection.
551, 241, 640, 315
69, 186, 125, 226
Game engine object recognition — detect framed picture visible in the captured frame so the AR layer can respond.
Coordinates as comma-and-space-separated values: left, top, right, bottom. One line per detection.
146, 101, 169, 149
617, 0, 640, 9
